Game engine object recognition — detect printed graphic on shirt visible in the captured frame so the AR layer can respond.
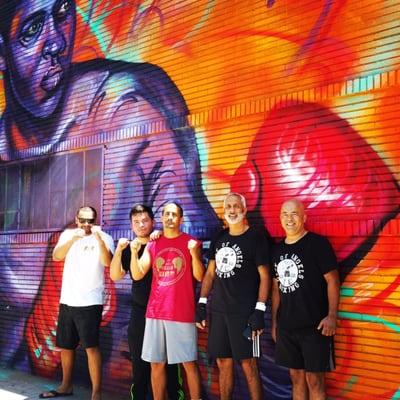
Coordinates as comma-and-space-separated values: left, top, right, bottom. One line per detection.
215, 242, 243, 278
275, 253, 305, 293
154, 247, 186, 286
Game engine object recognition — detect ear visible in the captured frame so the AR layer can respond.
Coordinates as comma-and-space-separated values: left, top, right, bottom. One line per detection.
0, 34, 6, 71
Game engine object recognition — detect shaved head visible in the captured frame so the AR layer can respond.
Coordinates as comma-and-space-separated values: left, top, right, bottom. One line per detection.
280, 199, 305, 215
280, 199, 307, 242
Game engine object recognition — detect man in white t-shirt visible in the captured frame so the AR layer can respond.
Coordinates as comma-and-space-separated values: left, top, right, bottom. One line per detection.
39, 206, 114, 400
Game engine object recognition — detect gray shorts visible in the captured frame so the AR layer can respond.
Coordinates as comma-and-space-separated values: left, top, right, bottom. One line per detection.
142, 318, 198, 364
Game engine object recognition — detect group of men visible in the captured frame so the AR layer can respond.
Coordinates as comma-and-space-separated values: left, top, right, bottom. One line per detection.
39, 194, 339, 400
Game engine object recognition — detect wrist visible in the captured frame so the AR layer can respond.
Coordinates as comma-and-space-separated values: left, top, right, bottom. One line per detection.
198, 297, 207, 304
255, 302, 266, 312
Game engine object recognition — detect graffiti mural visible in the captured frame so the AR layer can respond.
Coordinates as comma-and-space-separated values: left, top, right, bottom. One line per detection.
0, 0, 399, 398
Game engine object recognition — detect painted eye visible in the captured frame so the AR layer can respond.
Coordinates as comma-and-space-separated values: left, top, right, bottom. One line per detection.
56, 0, 71, 21
19, 18, 44, 46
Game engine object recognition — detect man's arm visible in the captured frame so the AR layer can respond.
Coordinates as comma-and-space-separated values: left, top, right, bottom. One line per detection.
317, 269, 340, 336
188, 239, 205, 282
271, 278, 280, 342
196, 259, 216, 329
52, 229, 84, 261
110, 238, 130, 281
130, 239, 152, 280
247, 264, 271, 337
93, 231, 113, 266
257, 265, 270, 304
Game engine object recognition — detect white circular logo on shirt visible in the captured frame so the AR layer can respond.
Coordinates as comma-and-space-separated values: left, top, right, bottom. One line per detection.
215, 242, 243, 278
277, 259, 298, 287
275, 253, 305, 293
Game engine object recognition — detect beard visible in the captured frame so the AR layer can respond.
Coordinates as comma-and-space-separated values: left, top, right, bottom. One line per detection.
224, 212, 245, 225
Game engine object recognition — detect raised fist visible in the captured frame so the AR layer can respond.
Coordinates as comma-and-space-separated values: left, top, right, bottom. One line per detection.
117, 238, 130, 250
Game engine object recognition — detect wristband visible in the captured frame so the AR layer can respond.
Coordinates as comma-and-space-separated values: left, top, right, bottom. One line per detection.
255, 302, 266, 312
199, 297, 208, 304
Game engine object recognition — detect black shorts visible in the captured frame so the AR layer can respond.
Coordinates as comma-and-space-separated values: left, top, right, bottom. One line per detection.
208, 312, 254, 360
56, 304, 103, 350
275, 326, 335, 372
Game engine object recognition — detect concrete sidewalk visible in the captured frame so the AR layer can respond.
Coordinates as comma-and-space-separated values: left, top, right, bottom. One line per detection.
0, 367, 126, 400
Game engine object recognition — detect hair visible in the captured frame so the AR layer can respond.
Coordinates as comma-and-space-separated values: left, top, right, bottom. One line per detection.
223, 192, 247, 209
129, 203, 154, 220
162, 201, 183, 217
0, 2, 20, 40
76, 206, 97, 220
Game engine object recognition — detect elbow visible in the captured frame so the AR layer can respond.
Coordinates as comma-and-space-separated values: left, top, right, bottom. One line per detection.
110, 270, 120, 282
194, 269, 205, 282
52, 252, 63, 262
132, 272, 143, 281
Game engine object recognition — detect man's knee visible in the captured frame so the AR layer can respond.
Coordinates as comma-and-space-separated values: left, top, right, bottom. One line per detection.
240, 358, 259, 376
290, 368, 306, 386
151, 361, 166, 372
305, 371, 325, 392
216, 357, 233, 372
85, 346, 100, 356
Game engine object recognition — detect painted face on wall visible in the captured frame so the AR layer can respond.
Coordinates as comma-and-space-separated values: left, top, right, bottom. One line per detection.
1, 0, 76, 118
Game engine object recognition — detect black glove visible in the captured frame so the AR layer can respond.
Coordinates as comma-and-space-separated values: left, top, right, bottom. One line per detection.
247, 309, 265, 331
195, 302, 207, 323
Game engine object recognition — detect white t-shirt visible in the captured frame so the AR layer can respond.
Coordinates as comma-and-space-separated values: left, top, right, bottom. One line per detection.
58, 229, 115, 306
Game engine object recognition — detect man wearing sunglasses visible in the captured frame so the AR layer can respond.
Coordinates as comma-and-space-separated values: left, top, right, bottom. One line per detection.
40, 206, 114, 400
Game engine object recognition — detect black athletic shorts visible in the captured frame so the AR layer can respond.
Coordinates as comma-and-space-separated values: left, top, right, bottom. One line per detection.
275, 326, 335, 372
56, 304, 103, 350
208, 312, 254, 360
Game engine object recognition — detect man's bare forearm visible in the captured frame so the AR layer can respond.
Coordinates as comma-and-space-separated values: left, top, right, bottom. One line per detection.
110, 247, 125, 281
53, 237, 78, 261
257, 265, 270, 304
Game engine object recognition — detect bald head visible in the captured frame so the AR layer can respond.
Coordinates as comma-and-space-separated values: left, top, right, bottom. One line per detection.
281, 199, 305, 215
280, 199, 307, 242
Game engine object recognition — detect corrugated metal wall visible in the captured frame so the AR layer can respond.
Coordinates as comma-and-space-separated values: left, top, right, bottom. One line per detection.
0, 0, 399, 399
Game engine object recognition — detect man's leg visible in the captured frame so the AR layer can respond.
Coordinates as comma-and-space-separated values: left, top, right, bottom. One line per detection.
128, 306, 151, 399
151, 362, 167, 400
216, 358, 234, 400
241, 358, 262, 400
306, 371, 326, 400
290, 369, 308, 400
59, 349, 75, 392
86, 346, 102, 400
182, 361, 201, 400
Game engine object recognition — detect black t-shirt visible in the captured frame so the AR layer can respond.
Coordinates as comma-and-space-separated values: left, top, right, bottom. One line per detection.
209, 227, 270, 316
271, 232, 337, 330
121, 244, 152, 308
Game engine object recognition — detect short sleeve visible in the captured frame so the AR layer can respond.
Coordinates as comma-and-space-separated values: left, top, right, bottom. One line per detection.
146, 240, 155, 264
315, 235, 337, 275
270, 241, 282, 279
56, 229, 75, 246
255, 231, 270, 267
102, 233, 115, 254
207, 228, 227, 261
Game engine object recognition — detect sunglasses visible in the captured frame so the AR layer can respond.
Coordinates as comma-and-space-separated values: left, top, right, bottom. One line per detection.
78, 218, 95, 224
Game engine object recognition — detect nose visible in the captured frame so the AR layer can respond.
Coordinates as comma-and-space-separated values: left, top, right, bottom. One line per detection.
42, 18, 66, 59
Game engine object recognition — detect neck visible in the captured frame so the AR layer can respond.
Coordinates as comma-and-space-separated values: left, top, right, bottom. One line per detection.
163, 228, 181, 239
285, 230, 307, 244
136, 237, 150, 245
228, 222, 248, 236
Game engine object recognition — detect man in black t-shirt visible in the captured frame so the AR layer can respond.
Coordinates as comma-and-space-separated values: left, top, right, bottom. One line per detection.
196, 193, 270, 400
271, 199, 340, 400
110, 204, 184, 400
